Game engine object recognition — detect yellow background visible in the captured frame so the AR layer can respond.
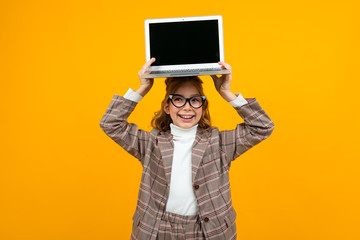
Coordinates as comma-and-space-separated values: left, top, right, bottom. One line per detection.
1, 0, 359, 239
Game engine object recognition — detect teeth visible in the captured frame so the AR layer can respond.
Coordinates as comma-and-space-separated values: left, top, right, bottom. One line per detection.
180, 115, 193, 119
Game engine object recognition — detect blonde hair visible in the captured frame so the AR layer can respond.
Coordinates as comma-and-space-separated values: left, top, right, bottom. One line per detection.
151, 76, 211, 132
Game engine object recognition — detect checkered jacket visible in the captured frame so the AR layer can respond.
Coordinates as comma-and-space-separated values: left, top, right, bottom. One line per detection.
100, 95, 275, 240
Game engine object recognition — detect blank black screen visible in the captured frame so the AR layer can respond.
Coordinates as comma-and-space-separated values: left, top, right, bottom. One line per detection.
149, 20, 220, 66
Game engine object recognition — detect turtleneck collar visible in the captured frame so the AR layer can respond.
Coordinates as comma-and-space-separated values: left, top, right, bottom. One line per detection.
170, 123, 198, 139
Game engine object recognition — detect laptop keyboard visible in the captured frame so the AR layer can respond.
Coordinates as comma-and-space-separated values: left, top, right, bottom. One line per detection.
150, 68, 222, 74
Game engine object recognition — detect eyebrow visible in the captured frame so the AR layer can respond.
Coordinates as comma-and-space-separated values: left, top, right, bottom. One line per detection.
173, 93, 202, 97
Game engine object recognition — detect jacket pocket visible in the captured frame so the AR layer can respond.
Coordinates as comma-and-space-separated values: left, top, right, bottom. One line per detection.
224, 209, 237, 228
130, 212, 142, 240
224, 211, 237, 240
132, 211, 141, 227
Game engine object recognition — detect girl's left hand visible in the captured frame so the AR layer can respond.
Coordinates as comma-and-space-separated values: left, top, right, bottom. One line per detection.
210, 62, 236, 102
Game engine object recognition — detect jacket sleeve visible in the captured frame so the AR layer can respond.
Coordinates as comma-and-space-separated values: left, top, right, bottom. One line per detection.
220, 98, 275, 162
99, 94, 150, 162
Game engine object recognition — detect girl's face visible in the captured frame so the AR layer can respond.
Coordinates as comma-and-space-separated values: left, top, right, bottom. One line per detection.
164, 82, 204, 129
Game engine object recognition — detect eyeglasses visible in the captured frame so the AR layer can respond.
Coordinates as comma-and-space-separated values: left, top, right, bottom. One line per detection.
169, 94, 207, 109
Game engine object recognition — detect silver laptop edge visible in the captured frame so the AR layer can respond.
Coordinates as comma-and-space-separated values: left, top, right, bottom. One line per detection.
142, 15, 229, 78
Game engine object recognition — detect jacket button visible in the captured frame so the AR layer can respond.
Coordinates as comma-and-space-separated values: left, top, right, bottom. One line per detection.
204, 217, 209, 222
194, 184, 199, 190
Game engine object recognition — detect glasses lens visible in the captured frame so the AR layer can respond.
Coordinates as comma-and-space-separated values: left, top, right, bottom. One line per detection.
171, 95, 186, 107
190, 96, 204, 108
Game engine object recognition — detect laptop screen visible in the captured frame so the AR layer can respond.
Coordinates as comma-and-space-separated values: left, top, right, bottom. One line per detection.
149, 20, 220, 66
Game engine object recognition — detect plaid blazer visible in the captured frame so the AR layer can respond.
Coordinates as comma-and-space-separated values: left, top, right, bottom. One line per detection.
100, 95, 275, 240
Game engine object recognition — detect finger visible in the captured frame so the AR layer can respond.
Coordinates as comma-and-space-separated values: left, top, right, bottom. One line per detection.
211, 74, 224, 84
218, 62, 227, 70
148, 57, 156, 64
140, 58, 156, 72
219, 61, 231, 70
146, 57, 156, 66
210, 75, 218, 81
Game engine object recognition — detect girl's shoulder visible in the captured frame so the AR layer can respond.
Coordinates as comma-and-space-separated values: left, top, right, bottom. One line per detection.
198, 126, 221, 137
150, 127, 161, 136
150, 128, 171, 139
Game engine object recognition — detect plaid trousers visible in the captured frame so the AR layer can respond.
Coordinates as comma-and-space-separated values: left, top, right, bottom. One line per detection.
131, 211, 237, 240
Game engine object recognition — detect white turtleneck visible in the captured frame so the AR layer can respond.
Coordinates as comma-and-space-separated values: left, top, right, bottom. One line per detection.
164, 123, 199, 215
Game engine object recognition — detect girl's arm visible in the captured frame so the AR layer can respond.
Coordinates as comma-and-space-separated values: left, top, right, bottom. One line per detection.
99, 58, 157, 163
99, 95, 150, 162
220, 99, 275, 162
210, 61, 236, 102
136, 57, 156, 97
211, 62, 275, 162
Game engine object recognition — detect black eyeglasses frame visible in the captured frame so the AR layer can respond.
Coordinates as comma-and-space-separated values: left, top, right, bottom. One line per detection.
168, 94, 207, 109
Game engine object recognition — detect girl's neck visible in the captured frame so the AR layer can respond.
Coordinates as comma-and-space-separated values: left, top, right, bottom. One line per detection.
170, 124, 198, 139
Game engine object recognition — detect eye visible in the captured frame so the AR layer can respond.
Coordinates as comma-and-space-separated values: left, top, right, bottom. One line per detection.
174, 97, 184, 102
191, 97, 201, 103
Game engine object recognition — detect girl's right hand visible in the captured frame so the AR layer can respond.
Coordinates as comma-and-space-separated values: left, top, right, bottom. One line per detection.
137, 57, 156, 96
211, 61, 236, 102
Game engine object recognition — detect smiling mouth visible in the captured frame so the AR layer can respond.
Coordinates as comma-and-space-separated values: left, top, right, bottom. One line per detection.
178, 114, 194, 119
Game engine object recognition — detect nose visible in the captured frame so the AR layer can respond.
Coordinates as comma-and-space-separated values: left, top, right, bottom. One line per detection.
183, 100, 192, 110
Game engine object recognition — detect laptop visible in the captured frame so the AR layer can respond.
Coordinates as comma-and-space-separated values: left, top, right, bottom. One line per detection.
140, 15, 231, 78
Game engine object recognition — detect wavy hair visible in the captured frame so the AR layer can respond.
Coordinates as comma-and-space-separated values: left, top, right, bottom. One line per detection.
151, 76, 211, 132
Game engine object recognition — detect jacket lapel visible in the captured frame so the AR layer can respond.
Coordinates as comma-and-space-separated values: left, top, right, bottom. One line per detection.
191, 127, 210, 183
157, 131, 174, 185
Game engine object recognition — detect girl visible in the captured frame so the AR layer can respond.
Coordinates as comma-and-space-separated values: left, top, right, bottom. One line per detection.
100, 58, 275, 240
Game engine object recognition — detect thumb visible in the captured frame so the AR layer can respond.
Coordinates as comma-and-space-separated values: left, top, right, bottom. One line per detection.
210, 75, 218, 81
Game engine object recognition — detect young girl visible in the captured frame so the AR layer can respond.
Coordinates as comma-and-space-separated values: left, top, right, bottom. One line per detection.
100, 58, 275, 240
